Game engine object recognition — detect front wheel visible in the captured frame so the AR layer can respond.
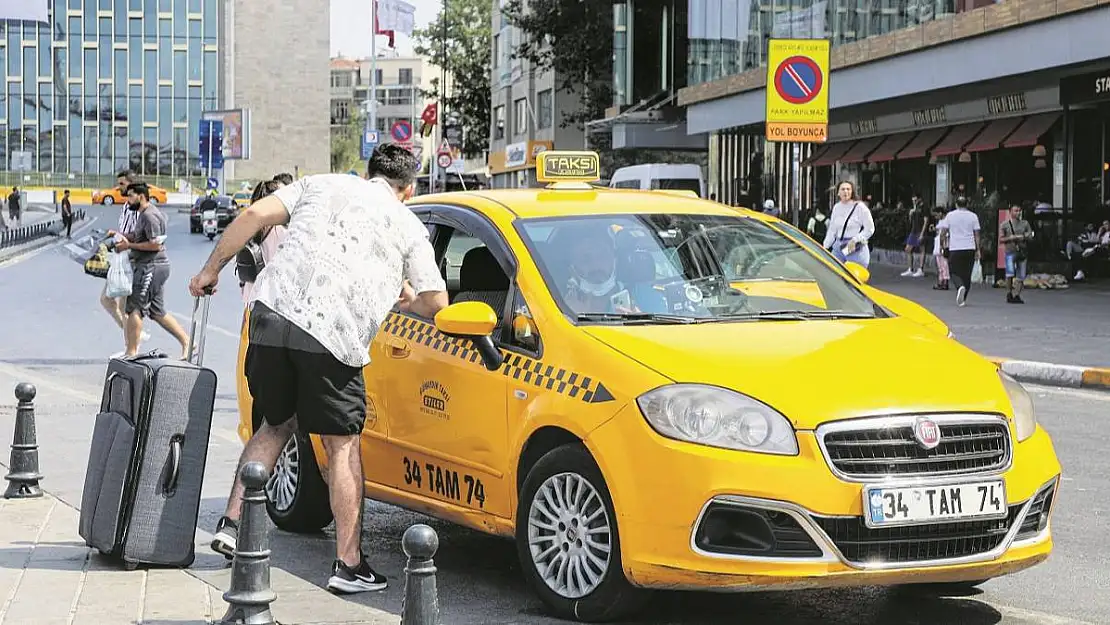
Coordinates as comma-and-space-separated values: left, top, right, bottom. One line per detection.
516, 443, 644, 622
102, 196, 114, 205
206, 232, 215, 240
265, 432, 334, 533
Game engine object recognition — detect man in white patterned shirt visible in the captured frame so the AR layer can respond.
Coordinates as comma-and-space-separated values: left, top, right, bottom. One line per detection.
103, 169, 150, 355
189, 144, 448, 594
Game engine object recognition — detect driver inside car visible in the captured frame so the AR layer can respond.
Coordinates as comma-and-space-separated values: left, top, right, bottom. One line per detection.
562, 224, 666, 315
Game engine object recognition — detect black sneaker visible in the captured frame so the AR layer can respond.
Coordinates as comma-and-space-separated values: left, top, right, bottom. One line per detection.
326, 556, 388, 594
211, 516, 238, 559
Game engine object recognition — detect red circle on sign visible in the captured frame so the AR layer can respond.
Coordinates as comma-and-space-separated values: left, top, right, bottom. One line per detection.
774, 56, 823, 105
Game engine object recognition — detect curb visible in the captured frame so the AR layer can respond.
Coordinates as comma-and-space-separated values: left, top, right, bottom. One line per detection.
988, 357, 1110, 391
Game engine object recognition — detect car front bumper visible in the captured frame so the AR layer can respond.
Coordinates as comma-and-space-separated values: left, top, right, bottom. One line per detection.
587, 406, 1061, 591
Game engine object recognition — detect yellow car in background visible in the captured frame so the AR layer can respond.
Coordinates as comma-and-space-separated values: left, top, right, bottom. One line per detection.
232, 191, 252, 210
236, 152, 1060, 622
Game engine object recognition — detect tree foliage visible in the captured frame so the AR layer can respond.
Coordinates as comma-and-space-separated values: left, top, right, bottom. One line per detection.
413, 0, 491, 159
502, 0, 613, 129
330, 109, 365, 173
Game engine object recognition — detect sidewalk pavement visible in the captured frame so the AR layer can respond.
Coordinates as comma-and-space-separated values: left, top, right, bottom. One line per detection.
868, 260, 1110, 391
0, 490, 400, 625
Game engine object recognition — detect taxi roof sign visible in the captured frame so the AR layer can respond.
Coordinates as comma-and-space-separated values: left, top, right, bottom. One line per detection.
536, 151, 601, 184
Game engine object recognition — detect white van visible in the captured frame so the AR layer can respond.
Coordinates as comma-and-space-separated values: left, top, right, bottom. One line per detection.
608, 163, 705, 198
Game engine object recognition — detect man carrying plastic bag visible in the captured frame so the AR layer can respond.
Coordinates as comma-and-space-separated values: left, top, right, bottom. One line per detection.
105, 248, 133, 298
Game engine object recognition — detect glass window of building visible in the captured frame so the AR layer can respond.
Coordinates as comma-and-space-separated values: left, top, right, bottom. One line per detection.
494, 105, 505, 139
536, 89, 552, 129
398, 68, 412, 85
513, 98, 527, 135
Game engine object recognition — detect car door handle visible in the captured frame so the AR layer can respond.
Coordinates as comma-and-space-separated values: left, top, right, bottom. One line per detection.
386, 336, 410, 358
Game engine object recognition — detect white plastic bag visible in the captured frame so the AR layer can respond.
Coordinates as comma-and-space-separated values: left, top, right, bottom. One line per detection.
971, 260, 983, 284
105, 250, 133, 298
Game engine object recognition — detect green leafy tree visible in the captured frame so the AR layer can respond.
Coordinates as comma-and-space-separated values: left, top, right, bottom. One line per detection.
502, 0, 612, 129
413, 0, 491, 159
330, 109, 366, 173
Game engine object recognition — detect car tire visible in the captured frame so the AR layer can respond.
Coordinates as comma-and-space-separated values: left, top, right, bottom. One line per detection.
264, 431, 334, 533
516, 443, 644, 622
102, 196, 114, 205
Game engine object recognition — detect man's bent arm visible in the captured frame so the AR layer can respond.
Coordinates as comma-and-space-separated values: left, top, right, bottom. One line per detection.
200, 195, 289, 274
408, 291, 448, 319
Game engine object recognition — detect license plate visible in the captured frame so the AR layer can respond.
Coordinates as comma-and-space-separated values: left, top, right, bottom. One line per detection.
863, 479, 1007, 528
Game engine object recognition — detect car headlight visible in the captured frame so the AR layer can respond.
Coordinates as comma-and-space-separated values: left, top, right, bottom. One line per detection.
636, 384, 798, 455
999, 371, 1037, 441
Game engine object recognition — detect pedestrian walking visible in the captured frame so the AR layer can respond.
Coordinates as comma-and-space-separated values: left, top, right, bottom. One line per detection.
60, 190, 74, 238
189, 143, 448, 594
901, 195, 929, 278
102, 169, 149, 355
7, 187, 21, 227
823, 180, 875, 267
938, 195, 981, 307
109, 182, 192, 359
931, 207, 950, 290
1001, 204, 1034, 304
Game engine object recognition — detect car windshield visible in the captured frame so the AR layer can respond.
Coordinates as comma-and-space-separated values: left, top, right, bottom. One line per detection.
518, 213, 883, 324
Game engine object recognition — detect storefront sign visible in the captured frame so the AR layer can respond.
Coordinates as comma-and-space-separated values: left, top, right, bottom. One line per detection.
488, 140, 555, 175
505, 142, 529, 168
849, 119, 877, 135
987, 93, 1026, 115
1060, 68, 1110, 105
765, 38, 830, 143
912, 107, 947, 126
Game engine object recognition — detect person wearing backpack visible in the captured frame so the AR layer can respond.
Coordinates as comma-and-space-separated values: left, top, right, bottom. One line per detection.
807, 206, 828, 243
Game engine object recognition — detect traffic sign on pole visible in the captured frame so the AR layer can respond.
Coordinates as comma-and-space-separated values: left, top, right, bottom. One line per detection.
361, 129, 380, 160
765, 38, 830, 143
391, 120, 413, 143
436, 153, 452, 169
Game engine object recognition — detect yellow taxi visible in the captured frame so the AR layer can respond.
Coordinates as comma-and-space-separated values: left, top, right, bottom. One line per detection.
92, 183, 168, 205
233, 191, 252, 210
236, 151, 1060, 622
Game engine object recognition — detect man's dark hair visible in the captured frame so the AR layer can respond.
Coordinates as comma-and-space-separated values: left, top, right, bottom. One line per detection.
955, 195, 969, 209
272, 172, 293, 185
127, 182, 150, 200
367, 143, 419, 190
63, 189, 70, 194
117, 169, 135, 183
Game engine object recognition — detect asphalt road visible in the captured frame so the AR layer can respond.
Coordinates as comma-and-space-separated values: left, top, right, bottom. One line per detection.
0, 204, 1105, 624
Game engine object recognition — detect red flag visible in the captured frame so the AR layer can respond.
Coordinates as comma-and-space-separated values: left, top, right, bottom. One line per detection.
373, 0, 395, 48
419, 103, 438, 137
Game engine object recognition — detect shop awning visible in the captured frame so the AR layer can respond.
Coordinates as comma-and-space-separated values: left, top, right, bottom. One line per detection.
838, 137, 884, 164
800, 144, 831, 167
866, 132, 917, 163
808, 141, 856, 167
895, 128, 948, 160
964, 117, 1024, 153
929, 122, 986, 157
1003, 112, 1061, 148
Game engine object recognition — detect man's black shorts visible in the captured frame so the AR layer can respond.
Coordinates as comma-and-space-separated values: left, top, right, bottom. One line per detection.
126, 262, 170, 318
244, 306, 366, 436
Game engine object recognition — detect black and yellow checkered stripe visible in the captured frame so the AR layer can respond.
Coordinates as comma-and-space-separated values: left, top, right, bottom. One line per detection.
381, 313, 614, 404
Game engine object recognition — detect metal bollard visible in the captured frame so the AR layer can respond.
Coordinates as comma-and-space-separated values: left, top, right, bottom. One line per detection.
4, 383, 43, 499
400, 524, 440, 625
221, 462, 276, 625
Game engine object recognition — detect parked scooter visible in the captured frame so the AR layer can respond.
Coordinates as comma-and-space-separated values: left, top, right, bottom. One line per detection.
202, 205, 218, 240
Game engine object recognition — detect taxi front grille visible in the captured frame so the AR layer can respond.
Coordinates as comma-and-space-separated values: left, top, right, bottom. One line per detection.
812, 505, 1022, 564
820, 419, 1010, 480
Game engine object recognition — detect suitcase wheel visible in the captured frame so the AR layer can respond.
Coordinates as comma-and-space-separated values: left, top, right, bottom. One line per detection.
124, 561, 139, 571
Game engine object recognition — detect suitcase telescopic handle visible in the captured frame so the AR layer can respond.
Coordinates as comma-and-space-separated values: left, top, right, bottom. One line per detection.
188, 287, 213, 366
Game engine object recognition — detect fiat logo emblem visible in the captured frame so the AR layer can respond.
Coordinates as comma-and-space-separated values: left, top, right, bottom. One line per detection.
913, 417, 941, 450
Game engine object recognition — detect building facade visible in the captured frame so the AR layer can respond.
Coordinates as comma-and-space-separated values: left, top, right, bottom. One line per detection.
487, 1, 583, 189
330, 54, 438, 170
0, 0, 219, 188
671, 0, 1110, 264
0, 0, 328, 190
223, 0, 329, 182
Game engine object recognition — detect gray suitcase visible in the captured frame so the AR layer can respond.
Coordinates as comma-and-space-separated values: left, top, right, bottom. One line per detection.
78, 295, 217, 568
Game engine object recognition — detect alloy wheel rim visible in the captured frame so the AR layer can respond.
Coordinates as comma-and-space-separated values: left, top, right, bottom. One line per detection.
265, 436, 300, 512
527, 472, 613, 599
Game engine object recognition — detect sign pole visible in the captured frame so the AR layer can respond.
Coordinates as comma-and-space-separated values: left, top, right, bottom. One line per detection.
369, 0, 378, 138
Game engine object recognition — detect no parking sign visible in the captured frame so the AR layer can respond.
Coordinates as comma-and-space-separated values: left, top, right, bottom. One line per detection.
765, 39, 829, 143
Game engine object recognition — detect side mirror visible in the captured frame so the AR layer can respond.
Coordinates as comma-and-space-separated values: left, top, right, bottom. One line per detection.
845, 261, 870, 284
434, 302, 503, 371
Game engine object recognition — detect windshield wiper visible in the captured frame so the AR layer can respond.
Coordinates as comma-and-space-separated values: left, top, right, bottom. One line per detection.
576, 312, 697, 324
718, 309, 877, 321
